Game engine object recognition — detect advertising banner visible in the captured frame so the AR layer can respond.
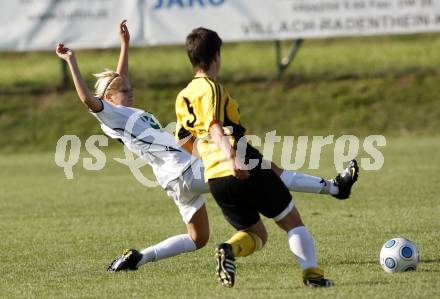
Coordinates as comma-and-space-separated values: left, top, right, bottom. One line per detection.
1, 0, 439, 51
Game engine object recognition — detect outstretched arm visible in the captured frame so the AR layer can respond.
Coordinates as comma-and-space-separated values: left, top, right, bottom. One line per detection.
116, 20, 130, 78
55, 43, 102, 112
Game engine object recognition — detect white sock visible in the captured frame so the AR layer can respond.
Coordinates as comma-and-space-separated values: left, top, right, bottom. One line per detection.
327, 179, 339, 195
287, 226, 318, 270
137, 234, 197, 267
280, 170, 338, 195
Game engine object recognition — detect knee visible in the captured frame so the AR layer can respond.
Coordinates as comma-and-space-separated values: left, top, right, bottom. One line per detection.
276, 208, 304, 232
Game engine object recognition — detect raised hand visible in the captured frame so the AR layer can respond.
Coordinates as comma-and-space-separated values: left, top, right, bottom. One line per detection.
55, 43, 74, 61
119, 20, 130, 45
117, 20, 130, 77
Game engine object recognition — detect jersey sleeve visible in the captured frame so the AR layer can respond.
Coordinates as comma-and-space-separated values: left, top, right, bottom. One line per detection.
175, 118, 192, 141
175, 93, 192, 141
90, 100, 122, 128
201, 81, 225, 131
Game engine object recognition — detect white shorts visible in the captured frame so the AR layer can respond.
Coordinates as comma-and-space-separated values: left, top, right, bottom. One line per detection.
165, 160, 210, 224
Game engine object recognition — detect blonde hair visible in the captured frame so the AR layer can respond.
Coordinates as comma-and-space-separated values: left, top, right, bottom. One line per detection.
94, 70, 122, 99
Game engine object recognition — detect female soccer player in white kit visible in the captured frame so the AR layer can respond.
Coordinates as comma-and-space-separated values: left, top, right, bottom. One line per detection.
55, 20, 357, 272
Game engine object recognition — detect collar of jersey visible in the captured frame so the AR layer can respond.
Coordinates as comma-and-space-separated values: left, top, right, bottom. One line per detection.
194, 74, 216, 81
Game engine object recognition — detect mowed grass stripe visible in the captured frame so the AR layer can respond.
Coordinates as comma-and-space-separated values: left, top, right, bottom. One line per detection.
0, 137, 439, 298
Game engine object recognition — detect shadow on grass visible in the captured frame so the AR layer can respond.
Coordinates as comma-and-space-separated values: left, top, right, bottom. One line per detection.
421, 258, 440, 264
419, 259, 440, 272
418, 269, 440, 273
244, 285, 304, 291
337, 280, 392, 287
335, 259, 440, 273
333, 260, 377, 266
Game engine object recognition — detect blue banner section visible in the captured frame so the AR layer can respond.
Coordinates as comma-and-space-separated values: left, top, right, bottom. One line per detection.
153, 0, 225, 10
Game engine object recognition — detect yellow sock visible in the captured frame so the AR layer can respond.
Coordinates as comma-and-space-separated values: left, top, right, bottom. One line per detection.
302, 267, 324, 280
226, 231, 263, 257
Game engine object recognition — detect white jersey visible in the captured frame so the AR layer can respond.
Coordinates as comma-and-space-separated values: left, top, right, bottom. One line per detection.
91, 100, 193, 188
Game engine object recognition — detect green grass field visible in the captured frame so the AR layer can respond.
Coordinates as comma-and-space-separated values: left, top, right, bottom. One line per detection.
1, 33, 439, 298
1, 137, 439, 298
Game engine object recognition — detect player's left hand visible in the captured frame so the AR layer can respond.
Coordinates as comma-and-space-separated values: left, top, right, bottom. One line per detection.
119, 20, 130, 44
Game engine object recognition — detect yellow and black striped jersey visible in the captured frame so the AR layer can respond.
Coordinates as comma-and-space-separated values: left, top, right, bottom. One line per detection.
175, 75, 246, 180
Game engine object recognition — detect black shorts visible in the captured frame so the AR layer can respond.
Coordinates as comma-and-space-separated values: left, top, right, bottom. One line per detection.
208, 145, 292, 230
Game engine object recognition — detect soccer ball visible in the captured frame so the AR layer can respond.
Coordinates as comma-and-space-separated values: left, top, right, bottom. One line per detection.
380, 237, 420, 273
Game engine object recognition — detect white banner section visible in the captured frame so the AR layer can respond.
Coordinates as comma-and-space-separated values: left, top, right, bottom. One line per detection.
1, 0, 440, 51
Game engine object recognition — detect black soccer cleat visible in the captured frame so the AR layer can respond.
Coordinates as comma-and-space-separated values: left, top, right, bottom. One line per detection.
332, 159, 359, 200
215, 243, 236, 288
303, 278, 334, 288
107, 249, 142, 272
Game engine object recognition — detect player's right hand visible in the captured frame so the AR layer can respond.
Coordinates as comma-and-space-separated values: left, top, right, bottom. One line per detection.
232, 158, 250, 180
55, 43, 73, 61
